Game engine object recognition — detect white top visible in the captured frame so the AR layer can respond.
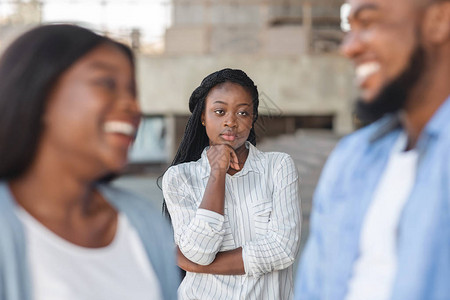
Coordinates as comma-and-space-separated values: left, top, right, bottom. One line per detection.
16, 208, 163, 300
163, 142, 301, 300
346, 132, 419, 300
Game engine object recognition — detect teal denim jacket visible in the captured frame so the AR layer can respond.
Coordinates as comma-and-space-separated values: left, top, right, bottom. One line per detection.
0, 182, 179, 300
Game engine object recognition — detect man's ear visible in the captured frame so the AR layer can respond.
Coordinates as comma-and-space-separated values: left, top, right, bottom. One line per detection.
422, 2, 450, 44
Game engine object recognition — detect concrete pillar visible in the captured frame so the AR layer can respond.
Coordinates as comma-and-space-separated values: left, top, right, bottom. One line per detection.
165, 115, 177, 162
302, 1, 312, 53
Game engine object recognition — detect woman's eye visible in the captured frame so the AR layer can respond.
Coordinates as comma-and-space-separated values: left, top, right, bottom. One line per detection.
214, 109, 225, 115
238, 111, 249, 116
95, 78, 117, 91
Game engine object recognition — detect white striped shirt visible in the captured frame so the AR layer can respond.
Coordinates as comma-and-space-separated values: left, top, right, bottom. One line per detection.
163, 142, 301, 300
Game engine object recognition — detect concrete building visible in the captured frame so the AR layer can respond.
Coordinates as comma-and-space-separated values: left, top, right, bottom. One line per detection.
132, 0, 356, 163
0, 0, 42, 53
165, 0, 344, 55
0, 0, 356, 164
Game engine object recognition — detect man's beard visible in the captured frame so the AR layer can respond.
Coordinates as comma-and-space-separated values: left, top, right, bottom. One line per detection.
354, 46, 426, 125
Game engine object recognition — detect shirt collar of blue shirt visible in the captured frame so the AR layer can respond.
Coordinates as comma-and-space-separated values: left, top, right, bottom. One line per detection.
369, 95, 450, 147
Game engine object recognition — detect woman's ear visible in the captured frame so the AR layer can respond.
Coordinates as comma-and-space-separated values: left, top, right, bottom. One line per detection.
201, 111, 205, 126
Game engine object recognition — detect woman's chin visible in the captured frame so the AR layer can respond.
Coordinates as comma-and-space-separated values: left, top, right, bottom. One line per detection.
102, 156, 128, 176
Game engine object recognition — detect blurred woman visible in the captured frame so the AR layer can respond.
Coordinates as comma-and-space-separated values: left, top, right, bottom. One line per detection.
0, 24, 178, 300
163, 68, 301, 300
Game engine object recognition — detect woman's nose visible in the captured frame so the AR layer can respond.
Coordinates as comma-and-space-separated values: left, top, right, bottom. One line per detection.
224, 114, 237, 127
118, 92, 141, 117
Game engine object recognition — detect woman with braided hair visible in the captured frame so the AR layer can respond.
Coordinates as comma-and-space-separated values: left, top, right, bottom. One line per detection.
162, 68, 301, 300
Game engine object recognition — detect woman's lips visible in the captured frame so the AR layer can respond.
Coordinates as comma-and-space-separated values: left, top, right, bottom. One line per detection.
103, 121, 137, 138
221, 133, 237, 141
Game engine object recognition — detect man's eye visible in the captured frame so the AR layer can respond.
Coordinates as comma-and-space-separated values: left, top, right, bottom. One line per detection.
359, 18, 374, 28
357, 12, 379, 29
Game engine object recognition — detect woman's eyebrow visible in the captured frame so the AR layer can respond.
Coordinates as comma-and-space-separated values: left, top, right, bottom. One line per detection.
212, 101, 251, 106
213, 100, 227, 104
88, 61, 118, 72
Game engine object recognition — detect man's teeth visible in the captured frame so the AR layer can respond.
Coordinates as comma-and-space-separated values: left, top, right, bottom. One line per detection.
355, 62, 380, 81
104, 121, 136, 137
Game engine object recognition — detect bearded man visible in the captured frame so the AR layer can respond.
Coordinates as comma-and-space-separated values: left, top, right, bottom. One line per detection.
295, 0, 450, 299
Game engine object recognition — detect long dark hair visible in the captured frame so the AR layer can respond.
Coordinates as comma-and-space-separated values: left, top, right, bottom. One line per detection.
162, 68, 259, 216
0, 24, 134, 180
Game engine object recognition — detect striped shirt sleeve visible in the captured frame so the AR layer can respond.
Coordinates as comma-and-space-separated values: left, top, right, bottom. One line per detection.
242, 154, 301, 277
162, 166, 225, 265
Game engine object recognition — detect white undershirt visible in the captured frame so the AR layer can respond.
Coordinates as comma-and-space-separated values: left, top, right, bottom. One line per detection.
16, 208, 163, 300
346, 132, 419, 300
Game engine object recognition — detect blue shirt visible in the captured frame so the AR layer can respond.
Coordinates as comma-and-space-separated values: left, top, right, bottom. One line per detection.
295, 95, 450, 300
0, 182, 180, 300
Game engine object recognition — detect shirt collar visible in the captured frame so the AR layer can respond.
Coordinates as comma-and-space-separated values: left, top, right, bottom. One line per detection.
369, 113, 402, 143
422, 94, 450, 137
369, 94, 450, 143
199, 141, 266, 179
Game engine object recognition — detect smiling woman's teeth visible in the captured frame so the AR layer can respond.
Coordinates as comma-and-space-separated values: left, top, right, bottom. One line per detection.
104, 121, 136, 137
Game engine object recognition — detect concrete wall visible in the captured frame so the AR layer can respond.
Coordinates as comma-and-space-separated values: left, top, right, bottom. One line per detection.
165, 24, 307, 55
165, 26, 209, 54
166, 0, 345, 55
136, 53, 356, 135
263, 26, 306, 55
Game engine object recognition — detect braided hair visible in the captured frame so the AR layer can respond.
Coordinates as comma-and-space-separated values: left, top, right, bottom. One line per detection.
172, 68, 259, 166
162, 68, 259, 216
